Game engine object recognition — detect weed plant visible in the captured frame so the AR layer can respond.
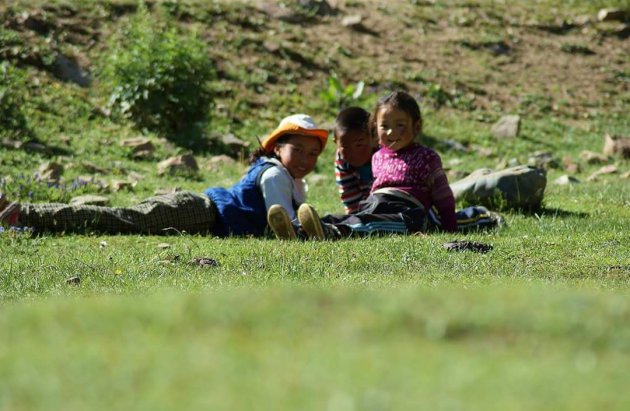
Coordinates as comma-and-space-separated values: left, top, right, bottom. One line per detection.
101, 4, 215, 143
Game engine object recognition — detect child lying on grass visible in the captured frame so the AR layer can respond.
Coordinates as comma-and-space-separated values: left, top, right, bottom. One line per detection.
0, 114, 328, 237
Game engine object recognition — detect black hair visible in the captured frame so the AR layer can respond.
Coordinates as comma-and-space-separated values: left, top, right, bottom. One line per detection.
334, 106, 370, 138
248, 134, 312, 164
371, 90, 423, 133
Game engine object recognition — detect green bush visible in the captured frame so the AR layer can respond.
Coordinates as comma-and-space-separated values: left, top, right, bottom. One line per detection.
103, 6, 215, 137
0, 62, 29, 138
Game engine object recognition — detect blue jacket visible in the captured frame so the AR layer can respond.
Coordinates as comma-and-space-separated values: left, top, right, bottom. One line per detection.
204, 158, 276, 237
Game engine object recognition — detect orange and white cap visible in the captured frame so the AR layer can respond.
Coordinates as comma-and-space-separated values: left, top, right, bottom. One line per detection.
260, 114, 329, 152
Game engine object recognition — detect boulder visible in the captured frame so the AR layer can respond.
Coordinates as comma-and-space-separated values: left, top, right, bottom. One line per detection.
491, 115, 520, 138
603, 134, 630, 158
157, 154, 199, 176
450, 165, 547, 210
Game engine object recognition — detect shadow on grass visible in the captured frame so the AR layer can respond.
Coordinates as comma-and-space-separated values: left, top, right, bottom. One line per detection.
523, 206, 590, 219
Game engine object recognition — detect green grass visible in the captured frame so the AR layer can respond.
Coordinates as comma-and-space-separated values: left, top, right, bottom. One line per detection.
1, 0, 629, 409
1, 286, 629, 410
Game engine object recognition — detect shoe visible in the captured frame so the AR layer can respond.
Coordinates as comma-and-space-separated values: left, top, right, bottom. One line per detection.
0, 195, 20, 226
267, 204, 297, 240
297, 203, 325, 240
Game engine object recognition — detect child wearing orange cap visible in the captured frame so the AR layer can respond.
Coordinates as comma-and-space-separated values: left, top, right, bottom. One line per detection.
0, 114, 328, 237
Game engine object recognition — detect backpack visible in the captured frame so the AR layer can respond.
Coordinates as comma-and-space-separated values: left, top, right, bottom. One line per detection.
450, 165, 547, 210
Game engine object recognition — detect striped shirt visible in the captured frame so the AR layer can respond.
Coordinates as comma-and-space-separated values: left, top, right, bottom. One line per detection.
371, 143, 457, 231
334, 148, 374, 214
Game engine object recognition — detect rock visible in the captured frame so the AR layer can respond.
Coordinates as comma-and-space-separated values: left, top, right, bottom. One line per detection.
603, 134, 630, 158
580, 150, 609, 164
450, 165, 547, 210
621, 170, 630, 179
191, 257, 219, 267
1, 138, 22, 149
562, 156, 582, 174
37, 161, 63, 182
342, 15, 363, 28
491, 115, 520, 138
109, 180, 135, 192
475, 146, 494, 157
207, 155, 237, 171
157, 154, 199, 176
23, 141, 49, 154
157, 243, 171, 249
587, 165, 618, 181
70, 194, 110, 206
120, 137, 150, 147
53, 54, 91, 87
528, 151, 560, 170
298, 0, 335, 17
127, 172, 144, 183
81, 160, 109, 174
597, 8, 628, 22
66, 276, 81, 285
120, 136, 155, 159
442, 139, 469, 152
553, 175, 580, 185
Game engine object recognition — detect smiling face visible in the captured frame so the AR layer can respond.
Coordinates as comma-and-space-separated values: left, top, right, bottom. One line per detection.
375, 106, 420, 151
273, 134, 323, 179
335, 129, 374, 167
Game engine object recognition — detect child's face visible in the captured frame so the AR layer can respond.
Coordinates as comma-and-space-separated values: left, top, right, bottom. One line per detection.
335, 129, 374, 167
274, 134, 322, 179
376, 106, 420, 151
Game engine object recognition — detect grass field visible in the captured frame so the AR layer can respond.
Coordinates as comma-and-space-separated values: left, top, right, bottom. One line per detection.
1, 0, 629, 409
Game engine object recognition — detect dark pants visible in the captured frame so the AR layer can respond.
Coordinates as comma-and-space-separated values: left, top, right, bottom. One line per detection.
20, 191, 216, 235
322, 193, 428, 237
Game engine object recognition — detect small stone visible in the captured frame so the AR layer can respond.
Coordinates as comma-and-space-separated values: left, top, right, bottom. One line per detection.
1, 138, 22, 149
587, 165, 618, 181
491, 115, 520, 138
191, 257, 219, 267
157, 155, 199, 176
580, 150, 609, 164
157, 243, 171, 249
70, 194, 110, 206
475, 147, 494, 157
553, 175, 580, 185
109, 180, 135, 192
562, 156, 582, 174
528, 151, 559, 169
597, 8, 627, 22
99, 241, 108, 248
81, 160, 109, 174
66, 276, 81, 285
53, 54, 91, 87
121, 137, 155, 159
38, 161, 64, 182
603, 134, 630, 158
342, 15, 363, 27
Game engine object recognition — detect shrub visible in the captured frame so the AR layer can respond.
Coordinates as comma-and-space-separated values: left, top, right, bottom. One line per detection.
103, 5, 215, 138
0, 62, 29, 138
